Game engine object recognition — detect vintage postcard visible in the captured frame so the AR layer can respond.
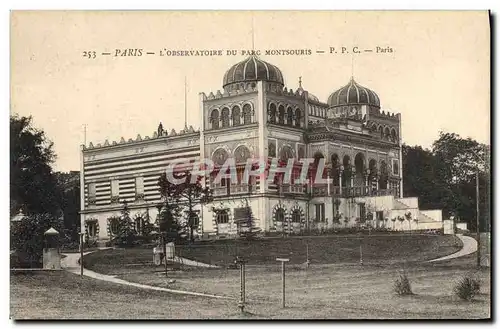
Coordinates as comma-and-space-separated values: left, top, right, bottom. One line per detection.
10, 10, 491, 320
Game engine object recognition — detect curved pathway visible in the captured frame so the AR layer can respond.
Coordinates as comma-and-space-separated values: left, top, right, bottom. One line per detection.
61, 252, 231, 300
62, 234, 477, 298
427, 234, 477, 262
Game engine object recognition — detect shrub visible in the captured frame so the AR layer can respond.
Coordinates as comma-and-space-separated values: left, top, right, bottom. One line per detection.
394, 271, 413, 295
454, 275, 481, 301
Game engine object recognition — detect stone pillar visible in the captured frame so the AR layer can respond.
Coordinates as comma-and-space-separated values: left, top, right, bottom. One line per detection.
350, 166, 355, 188
339, 166, 343, 191
327, 172, 331, 196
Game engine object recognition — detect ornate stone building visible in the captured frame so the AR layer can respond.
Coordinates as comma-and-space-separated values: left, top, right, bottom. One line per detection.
80, 55, 443, 243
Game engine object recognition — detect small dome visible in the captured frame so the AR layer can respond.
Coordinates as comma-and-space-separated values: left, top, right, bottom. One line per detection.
223, 55, 285, 89
327, 78, 380, 108
297, 77, 320, 102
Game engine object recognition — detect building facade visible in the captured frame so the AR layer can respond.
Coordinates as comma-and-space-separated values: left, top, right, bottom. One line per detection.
80, 55, 443, 244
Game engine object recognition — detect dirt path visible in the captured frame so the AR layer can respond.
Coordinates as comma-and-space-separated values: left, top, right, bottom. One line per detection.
61, 252, 231, 299
427, 234, 477, 263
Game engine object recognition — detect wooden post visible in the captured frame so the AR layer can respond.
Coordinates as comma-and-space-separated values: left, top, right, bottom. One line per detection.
277, 258, 290, 308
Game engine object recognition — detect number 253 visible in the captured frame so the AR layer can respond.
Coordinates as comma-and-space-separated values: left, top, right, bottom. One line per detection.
83, 51, 96, 59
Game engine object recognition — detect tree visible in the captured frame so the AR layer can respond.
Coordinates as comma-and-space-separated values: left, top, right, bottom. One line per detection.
11, 213, 63, 268
10, 114, 60, 216
111, 201, 137, 246
402, 134, 491, 232
432, 132, 490, 231
174, 170, 213, 243
55, 171, 81, 244
234, 199, 261, 240
402, 144, 451, 212
157, 172, 183, 243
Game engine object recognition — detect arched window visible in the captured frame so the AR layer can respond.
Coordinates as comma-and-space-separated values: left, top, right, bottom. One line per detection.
378, 126, 383, 139
221, 108, 230, 128
87, 221, 97, 237
216, 210, 229, 224
298, 145, 305, 159
279, 145, 294, 162
342, 155, 351, 187
393, 159, 400, 176
190, 213, 200, 229
211, 109, 219, 129
384, 127, 390, 140
275, 208, 285, 222
286, 107, 293, 125
109, 217, 119, 235
354, 153, 365, 187
232, 106, 241, 126
291, 209, 301, 223
391, 129, 397, 142
234, 145, 251, 164
278, 105, 285, 124
243, 104, 252, 124
379, 160, 388, 189
268, 103, 277, 123
368, 159, 377, 183
212, 148, 229, 166
331, 154, 340, 185
295, 109, 301, 127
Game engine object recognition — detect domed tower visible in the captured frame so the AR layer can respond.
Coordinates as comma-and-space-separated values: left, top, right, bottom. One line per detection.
327, 77, 380, 121
222, 55, 285, 92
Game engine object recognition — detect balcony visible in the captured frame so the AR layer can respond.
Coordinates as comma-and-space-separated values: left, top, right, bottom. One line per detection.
231, 184, 251, 194
280, 184, 305, 194
211, 184, 252, 197
311, 185, 398, 198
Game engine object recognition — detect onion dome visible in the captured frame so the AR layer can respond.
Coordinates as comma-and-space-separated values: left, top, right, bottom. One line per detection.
327, 77, 380, 108
296, 77, 320, 102
223, 55, 285, 90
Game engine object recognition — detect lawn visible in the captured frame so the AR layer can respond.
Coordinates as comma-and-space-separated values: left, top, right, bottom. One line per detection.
10, 270, 235, 320
84, 234, 462, 274
11, 234, 489, 320
10, 256, 491, 319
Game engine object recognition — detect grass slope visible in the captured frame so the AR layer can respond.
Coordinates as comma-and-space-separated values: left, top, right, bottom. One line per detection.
84, 234, 461, 274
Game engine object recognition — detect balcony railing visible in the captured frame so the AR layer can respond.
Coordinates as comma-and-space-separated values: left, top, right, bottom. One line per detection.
231, 184, 250, 194
280, 184, 306, 194
212, 184, 252, 197
311, 185, 397, 198
211, 183, 397, 198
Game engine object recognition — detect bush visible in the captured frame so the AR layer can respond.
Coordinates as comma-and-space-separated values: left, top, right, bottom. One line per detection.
394, 271, 413, 295
454, 275, 481, 301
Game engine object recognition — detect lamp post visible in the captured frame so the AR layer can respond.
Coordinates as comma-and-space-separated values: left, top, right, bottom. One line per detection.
466, 147, 485, 269
79, 232, 84, 278
475, 168, 480, 268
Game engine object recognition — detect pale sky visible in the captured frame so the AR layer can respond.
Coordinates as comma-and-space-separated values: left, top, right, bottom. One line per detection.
11, 11, 490, 172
